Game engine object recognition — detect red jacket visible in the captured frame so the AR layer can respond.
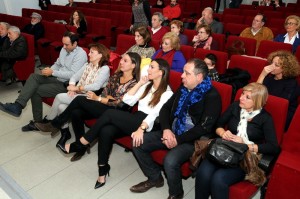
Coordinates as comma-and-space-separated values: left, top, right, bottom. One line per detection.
163, 4, 181, 20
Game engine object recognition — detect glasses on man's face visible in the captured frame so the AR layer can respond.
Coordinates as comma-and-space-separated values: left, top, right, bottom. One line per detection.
285, 22, 297, 26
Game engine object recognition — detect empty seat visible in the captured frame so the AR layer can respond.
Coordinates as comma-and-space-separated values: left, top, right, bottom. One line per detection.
224, 23, 249, 36
114, 34, 136, 55
256, 40, 293, 58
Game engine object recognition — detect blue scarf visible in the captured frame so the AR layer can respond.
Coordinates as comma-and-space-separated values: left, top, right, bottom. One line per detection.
174, 77, 212, 135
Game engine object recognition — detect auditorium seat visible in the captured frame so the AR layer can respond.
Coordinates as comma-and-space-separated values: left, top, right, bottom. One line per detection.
225, 35, 257, 56
180, 45, 194, 61
256, 40, 292, 58
114, 34, 136, 55
224, 23, 249, 37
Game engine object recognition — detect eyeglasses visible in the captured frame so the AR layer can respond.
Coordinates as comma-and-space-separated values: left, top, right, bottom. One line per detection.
285, 22, 297, 26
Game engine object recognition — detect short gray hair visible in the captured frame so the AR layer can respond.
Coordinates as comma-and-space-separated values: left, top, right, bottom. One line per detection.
153, 12, 164, 22
8, 26, 21, 35
0, 22, 10, 29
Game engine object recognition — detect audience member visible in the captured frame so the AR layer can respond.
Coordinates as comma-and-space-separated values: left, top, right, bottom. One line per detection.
195, 82, 280, 199
38, 0, 51, 10
260, 0, 281, 7
126, 26, 156, 58
35, 43, 110, 146
170, 20, 188, 45
130, 0, 152, 31
0, 32, 87, 132
257, 50, 300, 130
152, 0, 165, 8
148, 12, 169, 41
163, 0, 181, 21
89, 0, 96, 3
69, 10, 87, 38
0, 22, 10, 48
36, 52, 140, 161
274, 15, 300, 53
66, 0, 77, 7
215, 0, 226, 13
240, 14, 273, 51
229, 0, 242, 8
196, 7, 223, 34
192, 24, 219, 50
0, 26, 27, 85
152, 32, 186, 72
204, 53, 219, 81
22, 12, 45, 43
130, 58, 221, 199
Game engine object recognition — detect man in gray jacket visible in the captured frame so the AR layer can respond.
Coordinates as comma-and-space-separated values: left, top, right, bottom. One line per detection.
0, 31, 87, 132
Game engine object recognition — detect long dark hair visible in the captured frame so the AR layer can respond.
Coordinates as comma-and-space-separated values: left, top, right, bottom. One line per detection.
119, 52, 141, 81
140, 58, 170, 107
88, 43, 110, 68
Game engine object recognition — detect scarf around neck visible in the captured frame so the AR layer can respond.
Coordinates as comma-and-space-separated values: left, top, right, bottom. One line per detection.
173, 76, 212, 135
154, 49, 176, 67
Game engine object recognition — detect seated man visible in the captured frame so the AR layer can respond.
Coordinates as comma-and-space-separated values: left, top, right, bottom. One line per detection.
240, 14, 274, 51
22, 12, 45, 43
0, 26, 27, 85
195, 7, 223, 34
163, 0, 181, 21
0, 22, 10, 48
130, 58, 221, 199
148, 12, 169, 42
0, 31, 87, 132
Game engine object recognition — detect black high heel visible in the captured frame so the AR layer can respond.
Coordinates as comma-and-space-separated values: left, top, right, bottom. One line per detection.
57, 140, 89, 154
56, 128, 71, 149
94, 164, 110, 189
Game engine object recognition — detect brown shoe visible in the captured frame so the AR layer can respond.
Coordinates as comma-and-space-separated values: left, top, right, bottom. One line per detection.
167, 191, 184, 199
35, 122, 59, 137
130, 177, 164, 193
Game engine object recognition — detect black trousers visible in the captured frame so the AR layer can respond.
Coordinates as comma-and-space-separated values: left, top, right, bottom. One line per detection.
83, 110, 147, 165
52, 96, 114, 140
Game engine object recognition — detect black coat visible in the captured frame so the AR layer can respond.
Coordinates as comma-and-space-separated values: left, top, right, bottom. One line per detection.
22, 22, 45, 41
0, 35, 28, 62
39, 0, 51, 10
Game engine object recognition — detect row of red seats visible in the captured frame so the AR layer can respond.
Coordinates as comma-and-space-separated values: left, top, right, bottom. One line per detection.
223, 7, 300, 17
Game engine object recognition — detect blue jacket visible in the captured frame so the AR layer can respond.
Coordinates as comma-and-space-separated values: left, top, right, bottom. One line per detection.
274, 33, 300, 53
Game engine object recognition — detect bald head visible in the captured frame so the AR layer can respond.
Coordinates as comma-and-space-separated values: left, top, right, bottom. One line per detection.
202, 7, 213, 24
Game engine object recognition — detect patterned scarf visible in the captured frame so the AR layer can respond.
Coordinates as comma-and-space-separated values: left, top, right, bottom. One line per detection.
237, 108, 261, 144
77, 63, 101, 87
174, 76, 212, 135
193, 36, 213, 50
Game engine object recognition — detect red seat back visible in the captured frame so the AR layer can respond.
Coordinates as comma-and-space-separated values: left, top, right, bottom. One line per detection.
225, 35, 257, 56
256, 40, 293, 58
114, 34, 136, 55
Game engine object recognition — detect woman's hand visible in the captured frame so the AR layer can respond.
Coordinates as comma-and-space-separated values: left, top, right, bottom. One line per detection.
131, 128, 144, 147
129, 25, 133, 31
262, 64, 275, 76
67, 84, 78, 92
139, 76, 149, 86
86, 91, 98, 101
220, 130, 235, 141
192, 35, 199, 43
228, 135, 244, 143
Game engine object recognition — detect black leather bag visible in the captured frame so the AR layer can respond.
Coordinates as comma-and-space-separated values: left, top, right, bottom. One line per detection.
206, 138, 248, 168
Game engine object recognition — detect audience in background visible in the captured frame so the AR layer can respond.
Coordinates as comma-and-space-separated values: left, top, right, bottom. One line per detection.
38, 0, 51, 10
148, 12, 169, 41
257, 50, 300, 130
193, 24, 219, 50
163, 0, 181, 21
66, 0, 77, 7
69, 10, 87, 38
130, 0, 152, 31
240, 14, 274, 51
0, 26, 27, 85
196, 7, 224, 34
274, 15, 300, 53
152, 0, 165, 8
204, 53, 219, 81
0, 22, 10, 48
152, 32, 186, 73
22, 12, 45, 43
170, 20, 188, 45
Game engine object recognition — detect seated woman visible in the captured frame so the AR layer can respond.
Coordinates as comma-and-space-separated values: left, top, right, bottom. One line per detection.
195, 82, 280, 199
35, 52, 141, 161
274, 15, 300, 53
126, 26, 156, 58
69, 10, 87, 37
257, 50, 300, 130
36, 43, 110, 142
170, 20, 188, 45
152, 32, 186, 72
61, 58, 173, 189
204, 53, 219, 81
192, 24, 218, 51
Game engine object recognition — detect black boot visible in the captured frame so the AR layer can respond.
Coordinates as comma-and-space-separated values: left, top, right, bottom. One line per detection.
56, 128, 71, 149
94, 164, 110, 189
57, 140, 89, 154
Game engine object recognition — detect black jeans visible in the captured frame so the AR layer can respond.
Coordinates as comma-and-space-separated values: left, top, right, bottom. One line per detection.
132, 131, 194, 196
83, 110, 147, 165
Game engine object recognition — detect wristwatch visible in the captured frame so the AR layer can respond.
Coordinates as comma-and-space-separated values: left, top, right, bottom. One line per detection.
140, 125, 146, 131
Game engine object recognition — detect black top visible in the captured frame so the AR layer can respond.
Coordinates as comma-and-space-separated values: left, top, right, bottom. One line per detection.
216, 101, 280, 155
22, 22, 45, 41
0, 35, 28, 61
38, 0, 51, 10
0, 35, 8, 49
159, 86, 222, 144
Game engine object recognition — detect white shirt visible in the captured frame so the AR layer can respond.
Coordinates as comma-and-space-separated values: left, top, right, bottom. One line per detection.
151, 26, 162, 35
283, 32, 299, 45
123, 83, 173, 131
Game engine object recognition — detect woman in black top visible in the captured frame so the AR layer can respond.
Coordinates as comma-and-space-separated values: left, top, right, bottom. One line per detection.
69, 10, 87, 37
195, 82, 280, 199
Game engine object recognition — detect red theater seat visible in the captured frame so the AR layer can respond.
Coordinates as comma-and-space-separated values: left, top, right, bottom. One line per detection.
114, 34, 135, 56
225, 35, 257, 56
256, 40, 293, 58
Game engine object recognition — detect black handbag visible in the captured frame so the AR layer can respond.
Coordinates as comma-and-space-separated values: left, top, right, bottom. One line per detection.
206, 138, 249, 168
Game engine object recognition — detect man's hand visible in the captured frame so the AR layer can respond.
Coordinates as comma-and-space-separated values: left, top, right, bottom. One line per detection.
41, 67, 53, 76
162, 129, 178, 149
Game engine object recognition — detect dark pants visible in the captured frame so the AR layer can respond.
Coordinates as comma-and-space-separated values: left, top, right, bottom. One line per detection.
195, 159, 245, 199
215, 0, 226, 13
52, 96, 114, 141
132, 131, 194, 196
0, 60, 15, 80
83, 110, 147, 165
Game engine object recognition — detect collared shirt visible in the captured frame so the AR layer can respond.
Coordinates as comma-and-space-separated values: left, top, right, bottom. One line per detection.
251, 28, 262, 36
283, 32, 299, 45
51, 46, 88, 82
151, 26, 162, 35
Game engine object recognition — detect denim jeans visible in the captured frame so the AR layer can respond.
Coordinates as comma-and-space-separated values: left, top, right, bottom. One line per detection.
133, 130, 194, 196
195, 159, 245, 199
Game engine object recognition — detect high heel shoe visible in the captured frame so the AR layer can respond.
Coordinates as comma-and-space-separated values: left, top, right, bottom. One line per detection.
94, 164, 110, 189
57, 140, 89, 155
56, 128, 71, 149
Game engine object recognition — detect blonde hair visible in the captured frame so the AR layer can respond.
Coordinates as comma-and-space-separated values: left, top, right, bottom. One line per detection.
162, 32, 180, 50
243, 83, 268, 110
285, 15, 300, 31
267, 50, 300, 78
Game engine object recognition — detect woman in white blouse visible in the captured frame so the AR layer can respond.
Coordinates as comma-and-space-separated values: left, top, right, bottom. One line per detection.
59, 58, 173, 189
